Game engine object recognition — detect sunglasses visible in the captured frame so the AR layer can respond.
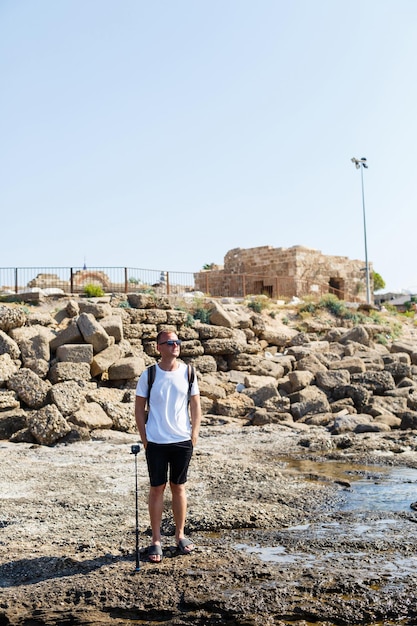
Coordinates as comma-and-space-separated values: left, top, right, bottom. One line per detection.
159, 339, 182, 346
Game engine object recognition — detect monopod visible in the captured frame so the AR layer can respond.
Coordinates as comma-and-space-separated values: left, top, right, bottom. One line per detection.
130, 443, 141, 573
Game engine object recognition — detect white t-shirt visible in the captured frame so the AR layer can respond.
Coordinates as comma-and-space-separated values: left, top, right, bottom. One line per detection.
135, 362, 199, 444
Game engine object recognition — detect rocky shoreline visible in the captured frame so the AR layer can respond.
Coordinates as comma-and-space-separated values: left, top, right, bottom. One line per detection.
2, 423, 417, 625
2, 293, 417, 624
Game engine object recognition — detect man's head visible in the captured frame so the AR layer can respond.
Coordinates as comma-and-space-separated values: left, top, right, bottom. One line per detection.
156, 330, 181, 356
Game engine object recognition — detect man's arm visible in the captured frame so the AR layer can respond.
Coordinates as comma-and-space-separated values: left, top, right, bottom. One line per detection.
135, 395, 148, 448
189, 394, 202, 447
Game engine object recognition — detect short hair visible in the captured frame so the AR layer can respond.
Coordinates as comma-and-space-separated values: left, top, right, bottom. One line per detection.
156, 330, 178, 345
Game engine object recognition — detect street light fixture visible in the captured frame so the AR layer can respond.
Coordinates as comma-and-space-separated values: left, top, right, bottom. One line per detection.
351, 157, 371, 304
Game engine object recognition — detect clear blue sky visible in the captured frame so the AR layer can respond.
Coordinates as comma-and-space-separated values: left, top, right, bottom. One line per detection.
1, 0, 416, 293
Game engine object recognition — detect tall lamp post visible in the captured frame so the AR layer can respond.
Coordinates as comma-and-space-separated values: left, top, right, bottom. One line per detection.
351, 157, 371, 304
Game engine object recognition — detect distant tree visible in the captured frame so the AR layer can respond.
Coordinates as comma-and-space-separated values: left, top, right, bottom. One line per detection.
372, 271, 386, 292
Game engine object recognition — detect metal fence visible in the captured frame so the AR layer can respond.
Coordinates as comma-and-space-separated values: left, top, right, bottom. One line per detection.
0, 267, 195, 296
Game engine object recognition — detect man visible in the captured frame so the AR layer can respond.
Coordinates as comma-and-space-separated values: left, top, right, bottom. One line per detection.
135, 330, 202, 563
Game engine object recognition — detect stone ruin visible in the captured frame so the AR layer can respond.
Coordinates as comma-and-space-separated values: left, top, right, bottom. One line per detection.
194, 245, 373, 303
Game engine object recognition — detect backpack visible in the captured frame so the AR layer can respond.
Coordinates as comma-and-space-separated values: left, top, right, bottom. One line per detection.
146, 363, 195, 411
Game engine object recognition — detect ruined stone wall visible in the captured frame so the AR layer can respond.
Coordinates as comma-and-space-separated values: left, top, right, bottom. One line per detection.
195, 245, 372, 302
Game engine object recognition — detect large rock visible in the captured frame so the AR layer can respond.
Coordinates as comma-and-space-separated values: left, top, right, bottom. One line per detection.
208, 302, 233, 328
0, 305, 26, 332
77, 313, 113, 353
291, 388, 331, 421
102, 402, 136, 432
0, 353, 19, 386
329, 357, 366, 374
91, 345, 123, 377
0, 330, 20, 360
69, 401, 113, 430
242, 383, 279, 406
339, 326, 371, 346
78, 301, 113, 319
7, 369, 51, 409
215, 392, 254, 418
350, 371, 396, 394
50, 381, 89, 416
28, 404, 71, 445
0, 410, 27, 438
49, 362, 92, 384
331, 414, 375, 434
56, 344, 94, 363
50, 320, 84, 351
315, 369, 351, 390
100, 315, 124, 342
108, 357, 145, 381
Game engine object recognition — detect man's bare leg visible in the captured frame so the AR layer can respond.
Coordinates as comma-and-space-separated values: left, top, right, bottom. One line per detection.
170, 482, 195, 553
148, 484, 165, 562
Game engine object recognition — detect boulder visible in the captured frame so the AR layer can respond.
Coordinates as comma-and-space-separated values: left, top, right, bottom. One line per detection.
0, 305, 26, 332
28, 404, 71, 445
0, 353, 19, 386
108, 357, 146, 381
69, 401, 113, 430
77, 313, 113, 353
50, 320, 84, 351
7, 369, 51, 409
50, 381, 89, 416
0, 330, 20, 360
49, 362, 92, 384
56, 344, 94, 363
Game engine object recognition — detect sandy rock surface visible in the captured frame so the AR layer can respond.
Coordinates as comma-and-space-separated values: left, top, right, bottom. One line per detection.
2, 423, 417, 625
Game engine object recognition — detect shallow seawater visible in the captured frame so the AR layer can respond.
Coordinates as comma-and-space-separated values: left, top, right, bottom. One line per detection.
235, 460, 417, 588
339, 466, 417, 512
281, 457, 417, 512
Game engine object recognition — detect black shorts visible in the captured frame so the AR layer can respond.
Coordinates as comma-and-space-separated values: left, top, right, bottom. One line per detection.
145, 440, 193, 487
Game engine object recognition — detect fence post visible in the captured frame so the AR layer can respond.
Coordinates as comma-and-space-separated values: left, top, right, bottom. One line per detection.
166, 272, 170, 296
124, 268, 128, 294
70, 268, 74, 294
242, 274, 246, 298
14, 268, 18, 294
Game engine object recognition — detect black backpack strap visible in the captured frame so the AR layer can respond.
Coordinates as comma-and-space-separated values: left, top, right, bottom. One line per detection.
187, 364, 195, 403
147, 364, 156, 408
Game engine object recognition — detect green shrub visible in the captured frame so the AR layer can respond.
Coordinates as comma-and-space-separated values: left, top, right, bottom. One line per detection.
298, 301, 317, 314
318, 294, 346, 316
246, 295, 269, 313
193, 308, 211, 324
185, 313, 195, 327
83, 284, 105, 297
